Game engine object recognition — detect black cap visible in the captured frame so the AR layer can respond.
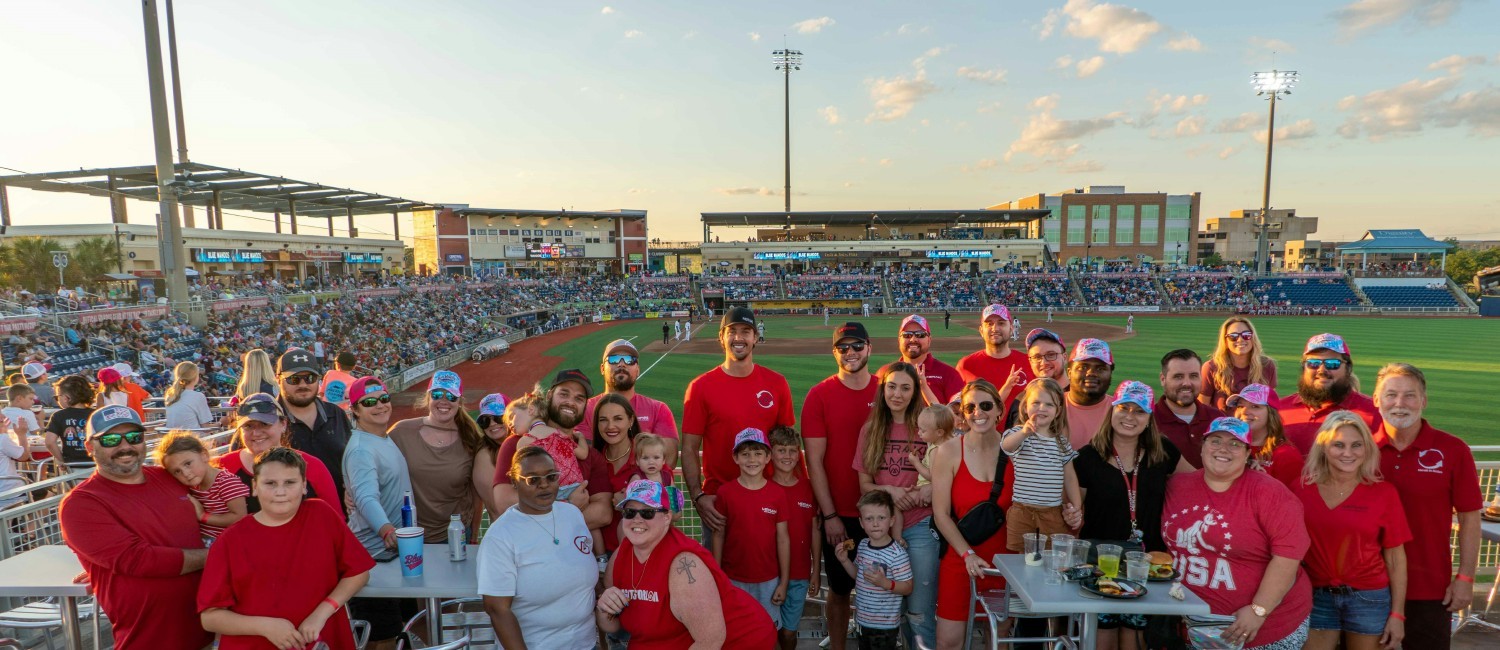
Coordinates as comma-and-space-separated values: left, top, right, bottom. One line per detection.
277, 348, 321, 375
721, 306, 756, 329
549, 368, 594, 398
833, 322, 870, 344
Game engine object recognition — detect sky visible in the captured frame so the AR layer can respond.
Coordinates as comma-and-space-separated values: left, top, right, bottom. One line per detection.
3, 0, 1498, 244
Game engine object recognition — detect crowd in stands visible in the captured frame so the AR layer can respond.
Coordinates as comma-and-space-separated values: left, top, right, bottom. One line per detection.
1077, 275, 1163, 307
700, 276, 780, 301
628, 277, 692, 301
783, 275, 883, 300
1161, 274, 1254, 309
887, 269, 968, 308
981, 272, 1082, 309
1350, 261, 1445, 278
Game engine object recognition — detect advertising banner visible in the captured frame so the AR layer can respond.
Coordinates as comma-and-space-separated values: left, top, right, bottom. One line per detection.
415, 284, 454, 294
401, 360, 437, 384
0, 316, 40, 334
752, 300, 861, 309
76, 305, 169, 325
210, 297, 270, 312
355, 288, 401, 299
1097, 305, 1160, 313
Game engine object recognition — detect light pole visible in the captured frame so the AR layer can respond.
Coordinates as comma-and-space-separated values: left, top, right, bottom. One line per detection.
772, 48, 802, 214
1251, 69, 1297, 276
140, 0, 191, 315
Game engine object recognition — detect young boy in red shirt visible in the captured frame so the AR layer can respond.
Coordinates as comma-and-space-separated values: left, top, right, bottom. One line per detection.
770, 425, 820, 649
712, 428, 791, 631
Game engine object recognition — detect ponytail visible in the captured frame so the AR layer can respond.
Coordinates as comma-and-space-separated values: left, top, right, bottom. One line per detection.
165, 361, 200, 406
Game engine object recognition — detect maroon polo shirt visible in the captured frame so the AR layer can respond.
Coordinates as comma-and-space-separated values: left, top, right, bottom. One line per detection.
1152, 397, 1225, 469
1378, 420, 1484, 601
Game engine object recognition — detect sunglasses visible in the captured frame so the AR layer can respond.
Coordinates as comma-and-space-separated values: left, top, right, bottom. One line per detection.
1304, 359, 1344, 371
516, 472, 560, 487
834, 341, 868, 353
283, 373, 320, 386
93, 430, 145, 448
899, 332, 929, 340
429, 390, 459, 402
606, 354, 638, 366
963, 401, 997, 414
621, 507, 668, 520
357, 394, 392, 407
1224, 332, 1255, 342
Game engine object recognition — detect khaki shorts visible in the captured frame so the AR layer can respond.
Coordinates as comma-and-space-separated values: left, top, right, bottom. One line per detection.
1005, 503, 1068, 552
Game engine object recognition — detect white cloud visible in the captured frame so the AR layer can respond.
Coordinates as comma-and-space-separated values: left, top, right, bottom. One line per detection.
748, 32, 761, 42
1428, 54, 1490, 74
961, 158, 1000, 173
1041, 0, 1164, 54
1214, 112, 1264, 133
1336, 73, 1500, 139
682, 30, 698, 40
1166, 34, 1203, 51
1218, 147, 1240, 160
1332, 0, 1465, 38
601, 6, 614, 15
1174, 115, 1206, 137
1031, 94, 1061, 111
977, 101, 1005, 114
715, 187, 776, 196
819, 106, 842, 125
957, 66, 1008, 84
1060, 160, 1105, 173
879, 158, 894, 167
866, 70, 938, 122
1253, 118, 1318, 143
1151, 93, 1209, 115
897, 24, 931, 36
792, 17, 836, 34
624, 30, 644, 39
912, 46, 950, 70
1004, 94, 1121, 164
843, 182, 858, 188
1076, 56, 1106, 78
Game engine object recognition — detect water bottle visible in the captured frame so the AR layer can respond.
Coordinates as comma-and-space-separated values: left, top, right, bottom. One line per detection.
400, 491, 415, 528
447, 515, 466, 561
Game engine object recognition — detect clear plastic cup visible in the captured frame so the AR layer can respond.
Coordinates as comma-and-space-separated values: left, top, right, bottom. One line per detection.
1126, 559, 1150, 581
1097, 544, 1123, 579
1070, 540, 1092, 567
1125, 551, 1149, 564
1050, 533, 1075, 552
1024, 533, 1046, 565
1042, 550, 1068, 585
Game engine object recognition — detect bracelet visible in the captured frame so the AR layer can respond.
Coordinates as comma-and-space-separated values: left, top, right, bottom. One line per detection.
1389, 612, 1406, 621
962, 549, 976, 559
322, 598, 340, 612
821, 513, 839, 522
1455, 574, 1474, 584
692, 492, 707, 503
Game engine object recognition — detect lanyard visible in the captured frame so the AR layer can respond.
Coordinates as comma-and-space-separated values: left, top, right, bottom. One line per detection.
1111, 445, 1145, 542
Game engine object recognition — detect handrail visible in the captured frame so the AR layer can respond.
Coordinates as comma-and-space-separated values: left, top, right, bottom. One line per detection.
0, 469, 91, 505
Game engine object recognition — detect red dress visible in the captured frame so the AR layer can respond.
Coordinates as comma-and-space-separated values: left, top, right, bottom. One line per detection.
936, 445, 1014, 621
611, 527, 776, 649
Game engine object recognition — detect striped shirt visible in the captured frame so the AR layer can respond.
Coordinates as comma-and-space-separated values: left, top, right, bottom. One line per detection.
852, 539, 912, 630
1004, 427, 1078, 507
191, 468, 250, 540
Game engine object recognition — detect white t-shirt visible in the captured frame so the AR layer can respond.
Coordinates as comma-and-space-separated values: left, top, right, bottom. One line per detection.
0, 426, 28, 505
163, 389, 215, 430
2, 406, 39, 435
476, 502, 597, 650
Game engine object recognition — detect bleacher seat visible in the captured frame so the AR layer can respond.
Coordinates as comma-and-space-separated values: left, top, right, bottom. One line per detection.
1248, 278, 1359, 308
1362, 285, 1461, 309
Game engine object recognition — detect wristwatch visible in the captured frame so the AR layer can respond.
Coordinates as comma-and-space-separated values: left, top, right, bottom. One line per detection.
1250, 604, 1268, 618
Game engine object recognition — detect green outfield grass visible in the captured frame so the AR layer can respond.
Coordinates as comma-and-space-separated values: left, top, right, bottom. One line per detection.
544, 315, 1500, 446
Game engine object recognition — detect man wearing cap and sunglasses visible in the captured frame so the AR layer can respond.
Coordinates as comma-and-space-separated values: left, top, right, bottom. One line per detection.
276, 347, 354, 504
582, 338, 680, 465
60, 405, 214, 650
1276, 333, 1382, 454
880, 314, 965, 406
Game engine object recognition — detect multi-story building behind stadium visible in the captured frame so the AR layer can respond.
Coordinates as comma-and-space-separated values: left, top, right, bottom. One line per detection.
1198, 208, 1319, 264
412, 206, 648, 276
991, 185, 1200, 267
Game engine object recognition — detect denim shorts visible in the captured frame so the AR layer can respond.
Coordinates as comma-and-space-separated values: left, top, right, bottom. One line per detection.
731, 578, 782, 629
1310, 586, 1391, 635
779, 579, 810, 631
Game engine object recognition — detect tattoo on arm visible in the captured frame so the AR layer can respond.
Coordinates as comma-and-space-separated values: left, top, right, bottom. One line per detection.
675, 557, 698, 584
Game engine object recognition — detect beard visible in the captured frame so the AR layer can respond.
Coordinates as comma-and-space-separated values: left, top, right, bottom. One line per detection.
607, 372, 636, 392
1298, 374, 1352, 406
98, 449, 143, 476
284, 391, 316, 408
550, 401, 584, 429
841, 356, 869, 374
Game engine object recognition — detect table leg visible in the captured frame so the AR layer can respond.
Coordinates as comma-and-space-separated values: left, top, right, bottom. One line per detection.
1079, 613, 1098, 650
426, 597, 441, 643
59, 596, 83, 650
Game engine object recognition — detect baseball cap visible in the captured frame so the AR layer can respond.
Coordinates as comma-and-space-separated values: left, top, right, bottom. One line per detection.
549, 368, 594, 397
235, 393, 282, 425
85, 405, 145, 438
1070, 338, 1113, 365
615, 479, 684, 513
733, 427, 770, 452
1207, 416, 1252, 445
603, 339, 638, 358
899, 314, 930, 334
1110, 381, 1154, 414
21, 362, 47, 379
1304, 333, 1350, 357
981, 304, 1012, 322
1226, 384, 1273, 409
428, 371, 462, 397
277, 348, 320, 375
478, 393, 508, 417
833, 322, 870, 344
96, 367, 122, 385
721, 306, 756, 329
1025, 328, 1065, 349
347, 377, 386, 402
111, 362, 138, 378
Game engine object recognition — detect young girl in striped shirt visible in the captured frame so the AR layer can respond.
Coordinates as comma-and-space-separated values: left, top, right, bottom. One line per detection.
1000, 378, 1082, 552
155, 431, 249, 545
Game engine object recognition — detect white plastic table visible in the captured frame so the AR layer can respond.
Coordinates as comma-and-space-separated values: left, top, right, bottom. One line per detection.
0, 545, 90, 650
1457, 519, 1500, 633
361, 544, 481, 642
990, 553, 1212, 649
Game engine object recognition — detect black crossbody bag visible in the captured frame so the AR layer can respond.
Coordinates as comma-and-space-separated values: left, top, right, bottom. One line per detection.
931, 448, 1009, 558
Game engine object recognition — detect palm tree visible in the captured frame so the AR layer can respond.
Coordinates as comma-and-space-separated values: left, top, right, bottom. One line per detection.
69, 236, 123, 288
1, 237, 67, 292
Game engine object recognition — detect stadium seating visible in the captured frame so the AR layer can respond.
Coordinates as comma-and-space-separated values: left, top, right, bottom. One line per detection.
629, 277, 692, 302
1248, 277, 1360, 308
1161, 274, 1253, 309
1362, 285, 1461, 309
1076, 275, 1162, 308
980, 273, 1081, 309
783, 274, 883, 301
887, 270, 979, 308
700, 276, 780, 301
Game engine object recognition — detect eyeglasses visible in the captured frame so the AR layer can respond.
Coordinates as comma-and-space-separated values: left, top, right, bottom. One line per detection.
429, 390, 459, 402
1304, 359, 1344, 371
283, 373, 320, 386
605, 354, 638, 366
1028, 352, 1062, 363
621, 507, 668, 520
93, 431, 145, 448
963, 401, 996, 414
515, 472, 560, 487
834, 342, 868, 353
357, 395, 392, 407
1224, 332, 1255, 342
1205, 437, 1248, 451
899, 332, 929, 340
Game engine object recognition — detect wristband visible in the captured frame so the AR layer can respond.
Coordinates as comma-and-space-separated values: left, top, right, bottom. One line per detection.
323, 598, 340, 612
199, 512, 209, 524
692, 492, 707, 503
1389, 612, 1405, 621
821, 513, 839, 522
962, 549, 976, 559
1456, 574, 1474, 584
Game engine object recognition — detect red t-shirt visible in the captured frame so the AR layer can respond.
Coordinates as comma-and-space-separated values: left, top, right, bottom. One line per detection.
600, 451, 676, 553
198, 500, 376, 650
683, 365, 795, 495
878, 353, 966, 404
612, 527, 777, 649
956, 349, 1028, 398
1152, 398, 1226, 469
1163, 470, 1313, 646
1254, 443, 1305, 491
1065, 397, 1112, 451
218, 450, 340, 516
1379, 421, 1484, 601
776, 476, 818, 581
715, 478, 790, 583
1277, 391, 1383, 454
1296, 481, 1411, 590
851, 423, 931, 528
800, 375, 878, 517
580, 392, 680, 441
59, 467, 213, 650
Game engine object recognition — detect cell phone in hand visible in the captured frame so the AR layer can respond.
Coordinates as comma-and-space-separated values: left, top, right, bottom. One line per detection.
373, 548, 398, 563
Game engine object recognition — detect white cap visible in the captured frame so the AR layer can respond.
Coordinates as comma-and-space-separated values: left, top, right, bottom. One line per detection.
112, 362, 139, 378
21, 362, 47, 379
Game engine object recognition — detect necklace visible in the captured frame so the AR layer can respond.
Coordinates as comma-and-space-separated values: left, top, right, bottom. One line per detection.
524, 510, 559, 545
606, 444, 631, 463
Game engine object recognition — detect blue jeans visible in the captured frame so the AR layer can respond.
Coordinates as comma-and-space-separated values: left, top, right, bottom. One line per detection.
1310, 586, 1391, 635
900, 517, 940, 649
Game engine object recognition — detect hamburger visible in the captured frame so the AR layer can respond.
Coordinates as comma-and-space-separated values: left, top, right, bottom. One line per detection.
1485, 504, 1500, 518
1095, 578, 1125, 596
1148, 551, 1175, 578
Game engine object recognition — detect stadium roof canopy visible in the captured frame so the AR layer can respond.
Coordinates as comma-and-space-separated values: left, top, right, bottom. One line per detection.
0, 162, 436, 218
451, 207, 647, 220
1336, 229, 1454, 254
700, 209, 1050, 227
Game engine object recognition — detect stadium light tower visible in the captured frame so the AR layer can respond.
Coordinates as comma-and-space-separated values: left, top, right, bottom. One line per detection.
1251, 69, 1297, 275
773, 48, 802, 214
